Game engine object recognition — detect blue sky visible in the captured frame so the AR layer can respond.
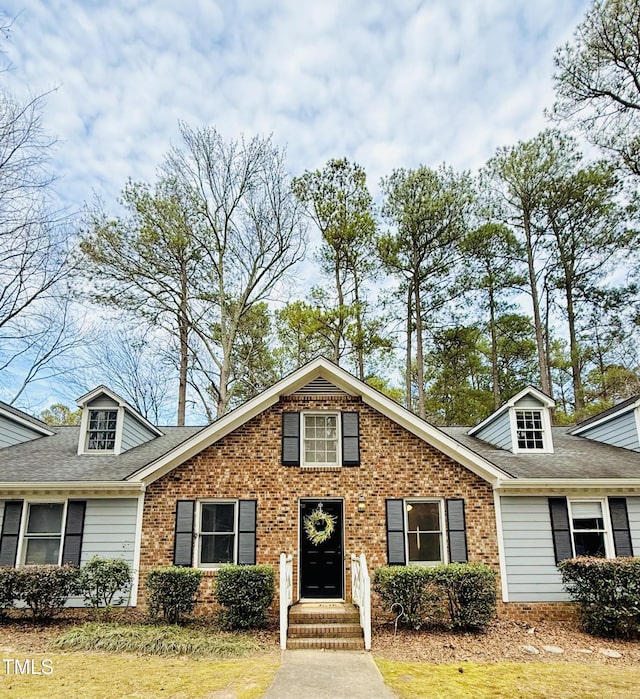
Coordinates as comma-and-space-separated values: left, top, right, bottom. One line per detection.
1, 0, 592, 414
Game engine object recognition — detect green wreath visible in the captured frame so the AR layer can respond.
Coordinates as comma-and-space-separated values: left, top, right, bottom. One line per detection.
304, 506, 337, 546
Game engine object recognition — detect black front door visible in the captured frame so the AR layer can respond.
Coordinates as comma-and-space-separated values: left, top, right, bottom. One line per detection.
299, 500, 343, 599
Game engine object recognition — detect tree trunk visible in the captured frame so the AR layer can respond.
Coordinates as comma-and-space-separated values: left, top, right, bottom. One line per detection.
488, 283, 500, 410
177, 263, 189, 427
405, 282, 413, 409
565, 280, 584, 413
413, 280, 426, 419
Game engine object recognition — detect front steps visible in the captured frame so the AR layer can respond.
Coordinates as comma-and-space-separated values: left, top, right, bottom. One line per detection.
287, 602, 364, 650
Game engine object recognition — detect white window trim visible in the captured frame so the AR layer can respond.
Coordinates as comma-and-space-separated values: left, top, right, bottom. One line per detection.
404, 498, 447, 567
567, 497, 615, 558
509, 406, 554, 454
78, 405, 124, 455
16, 498, 68, 567
195, 499, 238, 569
301, 412, 341, 468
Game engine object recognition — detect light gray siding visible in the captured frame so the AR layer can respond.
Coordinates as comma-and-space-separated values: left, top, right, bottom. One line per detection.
0, 501, 4, 533
500, 495, 567, 602
514, 396, 545, 409
121, 414, 156, 452
627, 497, 640, 555
475, 411, 512, 451
580, 410, 640, 452
0, 415, 42, 449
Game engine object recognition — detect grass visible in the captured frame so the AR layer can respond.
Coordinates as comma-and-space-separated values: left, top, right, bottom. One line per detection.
51, 622, 267, 657
0, 653, 279, 699
375, 659, 640, 699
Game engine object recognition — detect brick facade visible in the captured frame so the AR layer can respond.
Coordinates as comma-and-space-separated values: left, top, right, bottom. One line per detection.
139, 394, 501, 612
498, 601, 579, 624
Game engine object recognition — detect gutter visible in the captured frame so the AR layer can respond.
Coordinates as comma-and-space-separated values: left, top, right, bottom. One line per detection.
0, 481, 146, 497
495, 478, 640, 495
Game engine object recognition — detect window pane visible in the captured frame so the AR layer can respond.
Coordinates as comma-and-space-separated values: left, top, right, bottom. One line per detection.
516, 409, 544, 449
303, 414, 338, 465
407, 502, 440, 531
27, 503, 64, 534
573, 532, 605, 557
200, 534, 234, 564
88, 409, 117, 450
201, 503, 234, 533
407, 532, 441, 562
24, 538, 60, 565
572, 501, 602, 520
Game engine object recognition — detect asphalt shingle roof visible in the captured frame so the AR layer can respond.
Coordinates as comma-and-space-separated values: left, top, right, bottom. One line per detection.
442, 426, 640, 479
0, 425, 203, 482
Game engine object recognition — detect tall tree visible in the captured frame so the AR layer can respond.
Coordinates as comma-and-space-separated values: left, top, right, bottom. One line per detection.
379, 165, 473, 417
551, 0, 640, 175
484, 130, 576, 399
292, 158, 379, 378
460, 222, 525, 409
542, 153, 632, 414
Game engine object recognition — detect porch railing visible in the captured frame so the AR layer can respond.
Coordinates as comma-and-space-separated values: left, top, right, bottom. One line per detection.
279, 552, 293, 650
350, 553, 372, 650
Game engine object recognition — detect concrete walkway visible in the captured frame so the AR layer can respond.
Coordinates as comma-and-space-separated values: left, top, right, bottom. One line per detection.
261, 649, 397, 699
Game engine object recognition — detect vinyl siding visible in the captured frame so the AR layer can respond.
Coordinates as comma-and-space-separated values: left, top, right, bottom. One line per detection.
500, 495, 567, 602
0, 415, 42, 448
579, 410, 640, 452
514, 396, 545, 409
627, 497, 640, 554
121, 414, 156, 452
475, 411, 512, 450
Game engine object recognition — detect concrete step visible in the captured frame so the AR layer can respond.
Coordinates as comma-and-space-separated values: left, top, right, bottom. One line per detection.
286, 636, 365, 651
289, 602, 360, 625
288, 622, 363, 638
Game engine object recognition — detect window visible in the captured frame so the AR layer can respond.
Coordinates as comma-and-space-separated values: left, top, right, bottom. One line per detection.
405, 501, 444, 565
515, 409, 544, 450
303, 414, 338, 466
570, 500, 608, 557
87, 409, 118, 451
198, 502, 236, 566
22, 503, 64, 565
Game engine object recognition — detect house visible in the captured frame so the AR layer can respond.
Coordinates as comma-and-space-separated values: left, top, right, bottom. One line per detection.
1, 358, 639, 641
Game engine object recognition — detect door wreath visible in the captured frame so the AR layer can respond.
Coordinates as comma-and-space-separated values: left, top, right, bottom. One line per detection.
303, 505, 337, 546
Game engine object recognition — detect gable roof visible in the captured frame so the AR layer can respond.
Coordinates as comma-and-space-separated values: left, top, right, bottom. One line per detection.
128, 357, 511, 486
76, 385, 163, 437
467, 386, 554, 437
570, 396, 640, 435
0, 400, 55, 437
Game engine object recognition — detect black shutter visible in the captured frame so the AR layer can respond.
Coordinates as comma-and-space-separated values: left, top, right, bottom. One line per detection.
282, 412, 300, 466
385, 499, 406, 565
62, 500, 86, 566
341, 412, 360, 466
446, 498, 468, 563
173, 500, 195, 566
0, 500, 23, 567
237, 500, 257, 565
609, 497, 634, 557
549, 497, 573, 563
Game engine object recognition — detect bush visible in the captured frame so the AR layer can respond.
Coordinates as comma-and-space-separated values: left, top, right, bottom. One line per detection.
0, 567, 18, 616
430, 563, 497, 631
78, 556, 133, 611
373, 566, 439, 630
14, 564, 81, 621
146, 566, 203, 624
215, 565, 274, 629
374, 563, 498, 631
559, 557, 640, 638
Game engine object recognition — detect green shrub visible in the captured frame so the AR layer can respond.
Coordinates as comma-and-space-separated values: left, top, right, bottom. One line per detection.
558, 557, 640, 638
146, 567, 203, 624
373, 566, 439, 630
430, 563, 497, 631
78, 556, 133, 611
14, 564, 81, 621
0, 567, 18, 616
215, 565, 274, 629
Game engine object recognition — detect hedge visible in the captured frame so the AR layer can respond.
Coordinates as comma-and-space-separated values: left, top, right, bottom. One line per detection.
14, 564, 81, 621
558, 556, 640, 638
374, 563, 497, 631
215, 565, 274, 629
146, 567, 204, 624
77, 556, 133, 611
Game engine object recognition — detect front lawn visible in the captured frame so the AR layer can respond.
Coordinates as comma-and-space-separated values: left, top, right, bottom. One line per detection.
0, 653, 279, 699
375, 660, 640, 699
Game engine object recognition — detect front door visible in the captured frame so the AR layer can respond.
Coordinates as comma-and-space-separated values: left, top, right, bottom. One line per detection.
299, 500, 343, 599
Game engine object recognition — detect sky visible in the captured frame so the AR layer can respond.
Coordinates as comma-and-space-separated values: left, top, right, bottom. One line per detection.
1, 0, 593, 414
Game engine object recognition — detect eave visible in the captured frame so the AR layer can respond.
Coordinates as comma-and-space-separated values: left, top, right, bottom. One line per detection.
0, 481, 145, 498
496, 478, 640, 495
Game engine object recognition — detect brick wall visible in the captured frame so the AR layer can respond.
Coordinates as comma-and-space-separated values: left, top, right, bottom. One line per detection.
139, 395, 501, 612
498, 601, 579, 624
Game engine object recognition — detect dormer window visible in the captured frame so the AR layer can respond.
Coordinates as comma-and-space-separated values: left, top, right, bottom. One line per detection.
515, 410, 544, 450
87, 410, 118, 451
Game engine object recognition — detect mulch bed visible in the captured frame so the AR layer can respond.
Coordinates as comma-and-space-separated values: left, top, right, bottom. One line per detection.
372, 619, 640, 665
